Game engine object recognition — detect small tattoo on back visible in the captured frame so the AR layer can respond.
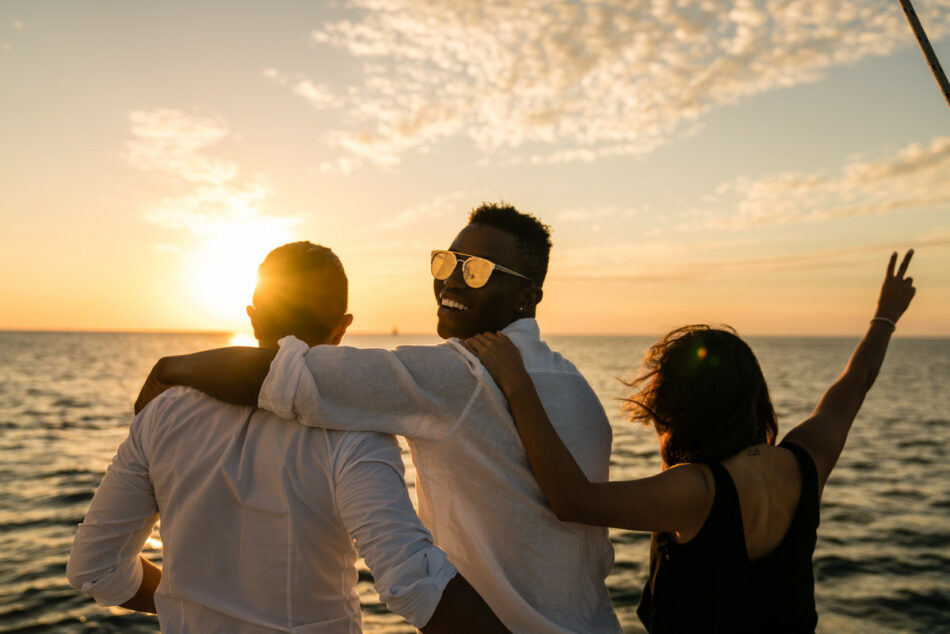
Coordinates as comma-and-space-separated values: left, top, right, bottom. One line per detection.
747, 447, 761, 457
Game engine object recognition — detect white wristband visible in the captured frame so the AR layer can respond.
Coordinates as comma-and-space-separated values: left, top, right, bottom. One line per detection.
871, 316, 897, 329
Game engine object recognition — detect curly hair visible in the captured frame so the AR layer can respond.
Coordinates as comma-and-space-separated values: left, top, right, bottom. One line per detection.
624, 325, 778, 467
468, 202, 552, 287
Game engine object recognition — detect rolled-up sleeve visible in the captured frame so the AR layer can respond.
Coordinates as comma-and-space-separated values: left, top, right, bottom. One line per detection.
66, 406, 160, 606
334, 433, 456, 627
260, 336, 486, 441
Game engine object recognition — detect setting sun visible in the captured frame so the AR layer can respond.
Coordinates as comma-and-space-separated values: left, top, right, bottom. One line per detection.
183, 219, 295, 325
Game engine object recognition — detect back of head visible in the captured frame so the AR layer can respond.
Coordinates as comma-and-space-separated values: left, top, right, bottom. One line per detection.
252, 242, 348, 347
468, 202, 552, 287
625, 325, 778, 466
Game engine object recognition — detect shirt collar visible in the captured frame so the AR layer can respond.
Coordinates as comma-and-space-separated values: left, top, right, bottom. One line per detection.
501, 317, 539, 339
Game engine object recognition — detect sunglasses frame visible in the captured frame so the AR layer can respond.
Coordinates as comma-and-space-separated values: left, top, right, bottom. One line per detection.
431, 250, 536, 288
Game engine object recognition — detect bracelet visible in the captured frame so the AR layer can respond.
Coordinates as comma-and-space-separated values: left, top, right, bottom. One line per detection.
871, 316, 897, 329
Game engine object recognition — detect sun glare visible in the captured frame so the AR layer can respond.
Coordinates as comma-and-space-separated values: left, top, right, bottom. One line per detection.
229, 333, 258, 347
184, 220, 294, 326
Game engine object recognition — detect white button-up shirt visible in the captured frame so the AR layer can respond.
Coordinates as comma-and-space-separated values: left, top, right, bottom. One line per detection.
67, 386, 456, 633
260, 319, 621, 633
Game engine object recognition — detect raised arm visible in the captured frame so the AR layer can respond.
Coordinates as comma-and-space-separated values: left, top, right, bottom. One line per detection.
783, 250, 916, 494
464, 333, 711, 535
135, 347, 275, 413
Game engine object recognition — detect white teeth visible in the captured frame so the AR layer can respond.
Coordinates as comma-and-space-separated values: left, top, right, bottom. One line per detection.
441, 297, 469, 311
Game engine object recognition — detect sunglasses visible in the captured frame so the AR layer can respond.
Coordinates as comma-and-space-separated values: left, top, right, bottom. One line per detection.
431, 250, 536, 289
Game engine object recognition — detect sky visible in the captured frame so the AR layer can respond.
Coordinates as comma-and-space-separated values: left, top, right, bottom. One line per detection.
2, 0, 948, 337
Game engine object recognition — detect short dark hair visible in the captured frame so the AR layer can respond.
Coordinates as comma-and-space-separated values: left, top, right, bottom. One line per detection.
253, 242, 347, 344
624, 325, 778, 467
468, 202, 552, 287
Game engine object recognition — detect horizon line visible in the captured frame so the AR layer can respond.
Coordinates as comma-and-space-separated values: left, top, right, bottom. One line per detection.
1, 328, 947, 340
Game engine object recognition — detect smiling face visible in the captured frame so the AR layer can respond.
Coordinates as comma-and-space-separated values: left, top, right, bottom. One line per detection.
433, 223, 538, 339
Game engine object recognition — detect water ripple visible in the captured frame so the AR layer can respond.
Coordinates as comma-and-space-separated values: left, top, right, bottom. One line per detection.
1, 332, 947, 633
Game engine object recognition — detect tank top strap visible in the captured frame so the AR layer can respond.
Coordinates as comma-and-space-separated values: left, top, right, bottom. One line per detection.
778, 441, 821, 529
698, 460, 748, 556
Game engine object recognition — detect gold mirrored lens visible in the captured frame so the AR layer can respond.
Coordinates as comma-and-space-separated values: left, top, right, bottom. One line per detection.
462, 258, 494, 288
431, 251, 458, 280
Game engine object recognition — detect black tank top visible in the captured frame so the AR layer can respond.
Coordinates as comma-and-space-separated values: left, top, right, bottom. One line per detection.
637, 442, 819, 633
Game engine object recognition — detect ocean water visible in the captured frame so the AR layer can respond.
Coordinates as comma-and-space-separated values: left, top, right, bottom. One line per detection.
1, 331, 948, 633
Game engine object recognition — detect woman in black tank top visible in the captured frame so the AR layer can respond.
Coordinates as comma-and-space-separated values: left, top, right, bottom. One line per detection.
465, 251, 916, 633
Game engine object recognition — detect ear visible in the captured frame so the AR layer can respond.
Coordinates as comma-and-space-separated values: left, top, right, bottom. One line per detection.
329, 313, 354, 345
528, 286, 543, 307
246, 305, 262, 341
518, 286, 543, 316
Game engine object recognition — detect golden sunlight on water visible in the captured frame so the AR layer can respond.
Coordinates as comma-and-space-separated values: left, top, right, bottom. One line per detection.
145, 536, 163, 550
228, 333, 258, 347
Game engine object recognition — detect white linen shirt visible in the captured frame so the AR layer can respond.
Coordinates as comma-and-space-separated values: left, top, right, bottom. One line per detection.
67, 386, 456, 633
260, 318, 621, 633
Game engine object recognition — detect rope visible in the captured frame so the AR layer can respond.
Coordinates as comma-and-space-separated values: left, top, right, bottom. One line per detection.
898, 0, 950, 109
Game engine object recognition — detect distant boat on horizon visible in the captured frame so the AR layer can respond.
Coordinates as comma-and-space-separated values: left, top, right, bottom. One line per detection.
391, 326, 399, 336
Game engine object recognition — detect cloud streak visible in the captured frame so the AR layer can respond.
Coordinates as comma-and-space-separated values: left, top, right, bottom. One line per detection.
270, 0, 950, 168
127, 109, 238, 185
379, 191, 467, 229
702, 136, 950, 228
126, 109, 297, 239
556, 236, 950, 284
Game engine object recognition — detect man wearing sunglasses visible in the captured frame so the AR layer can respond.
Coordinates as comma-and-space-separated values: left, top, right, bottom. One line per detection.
136, 204, 621, 633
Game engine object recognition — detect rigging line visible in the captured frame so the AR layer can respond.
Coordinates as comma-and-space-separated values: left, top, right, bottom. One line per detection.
898, 0, 950, 109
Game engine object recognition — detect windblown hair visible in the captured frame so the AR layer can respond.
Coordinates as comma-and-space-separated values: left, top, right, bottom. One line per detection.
468, 202, 552, 287
624, 325, 778, 467
253, 242, 347, 345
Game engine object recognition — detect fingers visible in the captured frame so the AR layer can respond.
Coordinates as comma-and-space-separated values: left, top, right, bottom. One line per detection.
463, 331, 513, 361
896, 249, 913, 279
886, 252, 897, 278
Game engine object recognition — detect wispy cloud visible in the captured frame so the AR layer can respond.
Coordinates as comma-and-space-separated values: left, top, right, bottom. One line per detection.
700, 136, 950, 228
555, 205, 640, 224
12, 20, 25, 30
127, 109, 238, 185
126, 109, 298, 240
379, 190, 467, 229
262, 68, 341, 110
556, 236, 950, 284
268, 0, 950, 168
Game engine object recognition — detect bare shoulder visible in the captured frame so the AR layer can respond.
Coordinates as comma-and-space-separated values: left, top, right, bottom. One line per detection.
660, 462, 716, 542
664, 461, 715, 491
722, 444, 801, 490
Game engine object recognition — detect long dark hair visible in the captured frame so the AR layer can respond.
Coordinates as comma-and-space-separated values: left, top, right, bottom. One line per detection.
624, 325, 778, 467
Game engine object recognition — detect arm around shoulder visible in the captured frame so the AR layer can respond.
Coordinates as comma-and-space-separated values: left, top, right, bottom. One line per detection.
135, 346, 276, 413
465, 333, 713, 534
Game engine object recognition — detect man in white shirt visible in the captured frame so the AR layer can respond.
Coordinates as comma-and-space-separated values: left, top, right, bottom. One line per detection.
140, 205, 622, 632
68, 242, 503, 633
